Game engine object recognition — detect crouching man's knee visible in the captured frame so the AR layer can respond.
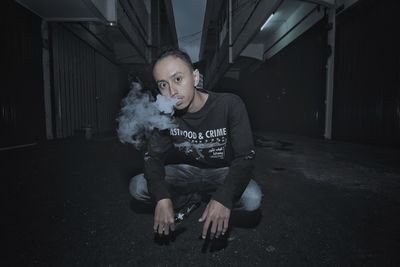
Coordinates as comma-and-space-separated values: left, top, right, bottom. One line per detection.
129, 174, 150, 202
237, 179, 262, 211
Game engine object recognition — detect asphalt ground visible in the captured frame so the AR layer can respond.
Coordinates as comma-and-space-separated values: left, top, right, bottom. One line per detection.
3, 133, 400, 266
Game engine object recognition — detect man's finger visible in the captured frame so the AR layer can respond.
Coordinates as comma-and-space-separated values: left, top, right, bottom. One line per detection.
157, 223, 164, 235
198, 205, 209, 222
215, 219, 223, 238
202, 219, 211, 239
210, 219, 218, 239
222, 218, 229, 235
164, 224, 170, 235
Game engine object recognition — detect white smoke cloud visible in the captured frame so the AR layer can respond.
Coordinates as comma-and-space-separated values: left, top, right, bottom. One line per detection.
116, 82, 178, 149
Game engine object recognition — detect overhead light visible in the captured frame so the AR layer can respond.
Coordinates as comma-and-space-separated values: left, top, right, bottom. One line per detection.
108, 22, 116, 26
260, 13, 274, 31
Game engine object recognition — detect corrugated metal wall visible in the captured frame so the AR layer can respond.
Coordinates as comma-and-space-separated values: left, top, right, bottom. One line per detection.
50, 23, 128, 138
333, 0, 400, 147
217, 17, 328, 138
95, 54, 128, 134
1, 1, 45, 148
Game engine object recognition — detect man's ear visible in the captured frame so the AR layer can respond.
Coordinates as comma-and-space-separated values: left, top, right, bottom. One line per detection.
193, 69, 200, 87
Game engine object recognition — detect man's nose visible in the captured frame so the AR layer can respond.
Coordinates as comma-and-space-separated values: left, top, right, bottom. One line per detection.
169, 84, 179, 96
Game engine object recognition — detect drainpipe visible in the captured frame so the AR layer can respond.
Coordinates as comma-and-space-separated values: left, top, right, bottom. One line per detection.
228, 0, 233, 63
324, 6, 335, 139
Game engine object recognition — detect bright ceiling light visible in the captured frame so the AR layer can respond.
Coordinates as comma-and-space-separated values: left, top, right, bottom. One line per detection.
260, 13, 274, 31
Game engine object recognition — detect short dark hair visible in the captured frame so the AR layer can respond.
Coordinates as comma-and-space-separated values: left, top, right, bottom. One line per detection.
153, 48, 194, 71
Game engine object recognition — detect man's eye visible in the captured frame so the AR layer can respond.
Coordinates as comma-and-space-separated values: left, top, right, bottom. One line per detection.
175, 76, 182, 83
158, 82, 168, 90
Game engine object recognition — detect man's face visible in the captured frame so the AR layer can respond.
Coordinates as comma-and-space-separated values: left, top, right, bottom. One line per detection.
153, 56, 199, 110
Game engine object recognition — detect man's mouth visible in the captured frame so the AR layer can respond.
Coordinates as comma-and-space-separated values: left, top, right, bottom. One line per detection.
174, 97, 184, 107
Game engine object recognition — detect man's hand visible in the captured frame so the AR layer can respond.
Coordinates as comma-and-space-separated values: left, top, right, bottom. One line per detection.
154, 198, 175, 235
198, 199, 231, 239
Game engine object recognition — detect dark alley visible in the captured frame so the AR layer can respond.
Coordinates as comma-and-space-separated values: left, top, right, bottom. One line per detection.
2, 0, 400, 266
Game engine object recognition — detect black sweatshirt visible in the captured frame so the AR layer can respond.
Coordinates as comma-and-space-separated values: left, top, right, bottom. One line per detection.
144, 90, 255, 209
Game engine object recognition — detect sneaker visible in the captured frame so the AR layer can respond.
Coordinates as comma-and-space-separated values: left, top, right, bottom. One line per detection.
224, 227, 236, 242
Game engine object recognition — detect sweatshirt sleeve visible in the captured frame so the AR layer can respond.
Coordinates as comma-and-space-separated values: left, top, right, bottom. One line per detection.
212, 95, 256, 209
143, 130, 172, 203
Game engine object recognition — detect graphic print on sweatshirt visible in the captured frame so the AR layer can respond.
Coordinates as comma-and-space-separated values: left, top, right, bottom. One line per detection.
169, 127, 227, 160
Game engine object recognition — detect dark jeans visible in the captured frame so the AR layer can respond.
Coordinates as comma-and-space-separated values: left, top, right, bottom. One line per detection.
129, 164, 262, 211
